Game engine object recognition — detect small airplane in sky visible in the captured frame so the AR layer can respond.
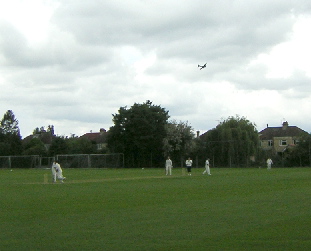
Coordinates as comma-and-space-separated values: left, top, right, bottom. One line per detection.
198, 63, 207, 70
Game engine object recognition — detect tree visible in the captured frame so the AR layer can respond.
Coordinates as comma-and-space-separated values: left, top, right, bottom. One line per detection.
33, 125, 55, 135
108, 100, 169, 167
67, 137, 95, 154
162, 120, 195, 166
285, 133, 311, 167
1, 110, 20, 135
0, 110, 22, 155
22, 138, 47, 156
202, 115, 259, 167
33, 127, 40, 135
48, 136, 69, 156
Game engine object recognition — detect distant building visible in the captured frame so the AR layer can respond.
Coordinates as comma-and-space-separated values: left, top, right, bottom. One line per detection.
23, 126, 55, 151
80, 128, 108, 151
259, 122, 308, 154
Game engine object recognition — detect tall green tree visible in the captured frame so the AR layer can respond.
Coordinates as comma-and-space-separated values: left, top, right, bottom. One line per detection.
1, 110, 20, 134
285, 133, 311, 167
202, 116, 259, 167
22, 137, 47, 156
162, 120, 195, 166
108, 100, 169, 167
67, 137, 95, 154
33, 125, 54, 135
48, 136, 69, 156
0, 110, 22, 155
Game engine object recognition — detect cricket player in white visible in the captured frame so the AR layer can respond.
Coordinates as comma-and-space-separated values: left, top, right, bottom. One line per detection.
165, 157, 173, 175
51, 161, 66, 183
203, 158, 211, 175
185, 157, 192, 175
266, 158, 273, 170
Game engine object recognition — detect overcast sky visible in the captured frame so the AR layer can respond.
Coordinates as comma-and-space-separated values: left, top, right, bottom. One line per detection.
1, 0, 311, 138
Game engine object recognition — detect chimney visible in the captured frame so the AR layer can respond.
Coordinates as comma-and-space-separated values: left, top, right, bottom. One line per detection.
282, 121, 288, 130
196, 130, 200, 138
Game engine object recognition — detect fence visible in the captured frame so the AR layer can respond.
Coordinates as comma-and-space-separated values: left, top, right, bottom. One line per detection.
0, 154, 124, 168
56, 153, 124, 168
0, 155, 41, 168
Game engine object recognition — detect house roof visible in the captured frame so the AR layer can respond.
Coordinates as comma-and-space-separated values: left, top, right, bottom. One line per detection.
23, 132, 54, 144
259, 122, 307, 140
81, 132, 100, 141
80, 129, 107, 143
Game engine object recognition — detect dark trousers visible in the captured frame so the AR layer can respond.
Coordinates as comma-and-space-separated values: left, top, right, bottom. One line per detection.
187, 166, 192, 173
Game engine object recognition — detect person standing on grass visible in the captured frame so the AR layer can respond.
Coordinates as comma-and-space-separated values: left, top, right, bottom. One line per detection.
51, 161, 66, 183
165, 157, 173, 175
266, 158, 273, 170
203, 158, 211, 175
185, 157, 193, 175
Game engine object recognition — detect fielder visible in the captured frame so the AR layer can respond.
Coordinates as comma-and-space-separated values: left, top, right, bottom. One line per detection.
266, 158, 273, 170
185, 157, 193, 175
51, 161, 66, 183
203, 158, 211, 175
165, 157, 173, 175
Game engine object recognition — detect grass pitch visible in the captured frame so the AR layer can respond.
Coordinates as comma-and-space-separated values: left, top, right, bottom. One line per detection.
0, 167, 310, 250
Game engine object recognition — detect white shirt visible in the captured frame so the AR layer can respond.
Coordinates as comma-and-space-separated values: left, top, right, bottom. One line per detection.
166, 159, 172, 167
185, 159, 192, 167
52, 162, 62, 173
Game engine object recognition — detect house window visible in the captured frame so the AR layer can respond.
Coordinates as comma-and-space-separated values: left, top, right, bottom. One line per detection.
293, 139, 299, 145
279, 140, 287, 146
268, 140, 273, 146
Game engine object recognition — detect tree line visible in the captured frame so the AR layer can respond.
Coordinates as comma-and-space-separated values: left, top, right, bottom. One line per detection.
1, 102, 311, 167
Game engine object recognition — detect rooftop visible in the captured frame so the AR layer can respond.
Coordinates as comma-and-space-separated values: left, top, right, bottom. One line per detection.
259, 122, 307, 140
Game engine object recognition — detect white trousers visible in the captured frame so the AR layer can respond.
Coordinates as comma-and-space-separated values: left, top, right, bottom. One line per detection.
203, 166, 211, 175
52, 170, 65, 182
166, 166, 172, 175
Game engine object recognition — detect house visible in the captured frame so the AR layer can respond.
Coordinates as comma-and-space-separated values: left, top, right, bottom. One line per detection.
259, 121, 308, 154
80, 128, 108, 151
23, 126, 55, 151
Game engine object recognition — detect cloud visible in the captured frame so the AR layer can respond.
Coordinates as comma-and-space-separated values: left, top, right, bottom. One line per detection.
1, 0, 311, 138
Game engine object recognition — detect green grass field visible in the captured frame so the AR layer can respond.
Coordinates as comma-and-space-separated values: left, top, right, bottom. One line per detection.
0, 167, 310, 251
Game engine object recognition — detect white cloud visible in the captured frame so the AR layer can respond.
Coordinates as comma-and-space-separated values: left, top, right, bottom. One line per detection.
251, 15, 311, 79
1, 0, 311, 137
0, 0, 58, 44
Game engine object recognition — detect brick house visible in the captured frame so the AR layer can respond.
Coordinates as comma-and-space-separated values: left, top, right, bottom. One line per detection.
80, 128, 108, 151
259, 122, 308, 154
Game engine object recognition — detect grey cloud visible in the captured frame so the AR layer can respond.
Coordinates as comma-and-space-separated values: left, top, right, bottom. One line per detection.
0, 20, 111, 70
51, 0, 300, 46
0, 21, 28, 64
228, 66, 311, 93
1, 0, 311, 137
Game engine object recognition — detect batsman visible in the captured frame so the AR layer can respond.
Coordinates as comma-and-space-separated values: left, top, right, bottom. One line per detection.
51, 161, 66, 183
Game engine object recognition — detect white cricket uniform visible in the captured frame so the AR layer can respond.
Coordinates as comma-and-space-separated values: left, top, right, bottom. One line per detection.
165, 159, 173, 175
266, 159, 273, 169
51, 162, 65, 182
203, 159, 211, 175
185, 159, 192, 175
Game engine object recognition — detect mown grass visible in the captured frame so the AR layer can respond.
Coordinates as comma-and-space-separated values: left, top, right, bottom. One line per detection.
0, 167, 310, 250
